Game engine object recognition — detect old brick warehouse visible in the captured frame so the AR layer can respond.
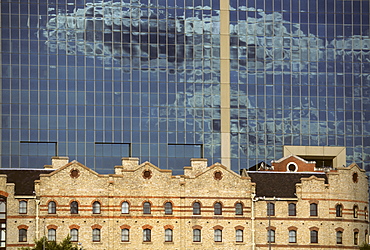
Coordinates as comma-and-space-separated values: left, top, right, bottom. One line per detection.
0, 155, 368, 249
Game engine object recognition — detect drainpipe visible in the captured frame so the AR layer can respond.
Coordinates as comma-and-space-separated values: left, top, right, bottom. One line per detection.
251, 193, 256, 250
35, 197, 40, 239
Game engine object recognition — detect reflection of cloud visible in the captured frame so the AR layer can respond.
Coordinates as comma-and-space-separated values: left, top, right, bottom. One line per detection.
43, 0, 220, 72
44, 2, 370, 76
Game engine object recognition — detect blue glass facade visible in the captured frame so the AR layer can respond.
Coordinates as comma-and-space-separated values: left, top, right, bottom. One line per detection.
1, 0, 369, 174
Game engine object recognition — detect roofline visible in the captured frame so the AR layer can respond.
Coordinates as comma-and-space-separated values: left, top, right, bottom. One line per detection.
247, 171, 326, 174
0, 168, 55, 171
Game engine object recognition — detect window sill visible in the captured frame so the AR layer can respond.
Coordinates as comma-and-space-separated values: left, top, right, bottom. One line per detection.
120, 213, 130, 216
92, 242, 102, 244
192, 242, 202, 245
214, 242, 224, 245
235, 242, 245, 245
121, 241, 130, 244
142, 242, 153, 244
164, 242, 174, 244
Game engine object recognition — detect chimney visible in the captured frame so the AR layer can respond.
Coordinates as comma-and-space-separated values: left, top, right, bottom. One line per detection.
44, 156, 69, 169
121, 157, 139, 170
184, 158, 208, 177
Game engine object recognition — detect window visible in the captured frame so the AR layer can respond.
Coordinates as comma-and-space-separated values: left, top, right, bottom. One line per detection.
70, 201, 78, 214
214, 229, 222, 242
336, 231, 343, 244
193, 202, 201, 215
310, 203, 318, 216
310, 230, 318, 243
165, 202, 173, 215
70, 229, 78, 242
354, 231, 359, 245
236, 229, 243, 242
121, 201, 129, 214
165, 229, 173, 242
353, 205, 358, 218
289, 230, 296, 243
92, 201, 101, 214
143, 229, 151, 242
267, 229, 275, 243
235, 203, 243, 215
143, 202, 151, 214
19, 200, 27, 214
336, 204, 343, 217
48, 229, 56, 241
288, 203, 296, 216
92, 228, 100, 242
48, 201, 56, 214
121, 229, 129, 242
267, 202, 275, 216
193, 229, 201, 242
214, 202, 222, 215
19, 229, 27, 242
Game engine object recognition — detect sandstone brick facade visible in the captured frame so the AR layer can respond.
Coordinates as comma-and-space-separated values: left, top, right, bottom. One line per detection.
0, 155, 368, 249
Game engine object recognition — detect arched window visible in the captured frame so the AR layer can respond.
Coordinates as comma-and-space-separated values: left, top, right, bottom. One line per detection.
70, 229, 78, 242
143, 229, 151, 242
214, 229, 222, 242
92, 228, 100, 242
19, 229, 27, 242
336, 204, 343, 217
354, 231, 359, 245
48, 229, 56, 241
353, 205, 359, 218
267, 229, 275, 243
165, 229, 173, 242
236, 229, 243, 242
164, 202, 173, 215
121, 229, 129, 242
214, 202, 222, 215
143, 202, 151, 214
19, 200, 27, 214
193, 229, 201, 242
365, 207, 368, 220
336, 231, 343, 244
70, 201, 78, 214
92, 201, 101, 214
289, 230, 297, 243
48, 201, 56, 214
0, 198, 6, 248
310, 230, 318, 243
121, 201, 129, 214
193, 202, 201, 215
235, 203, 243, 215
288, 203, 296, 216
267, 202, 275, 216
310, 203, 318, 216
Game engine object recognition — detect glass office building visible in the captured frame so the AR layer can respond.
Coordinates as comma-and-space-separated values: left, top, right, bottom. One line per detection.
1, 0, 369, 174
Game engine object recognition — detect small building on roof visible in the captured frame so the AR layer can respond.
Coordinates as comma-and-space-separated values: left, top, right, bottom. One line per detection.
0, 154, 368, 249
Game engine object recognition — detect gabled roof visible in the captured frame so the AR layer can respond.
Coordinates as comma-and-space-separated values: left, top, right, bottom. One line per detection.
0, 169, 54, 195
271, 154, 315, 164
248, 172, 328, 198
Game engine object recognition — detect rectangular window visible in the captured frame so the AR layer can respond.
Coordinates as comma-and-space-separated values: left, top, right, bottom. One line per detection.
92, 229, 100, 242
143, 229, 151, 242
236, 229, 243, 242
214, 229, 222, 242
70, 229, 78, 242
19, 200, 27, 214
288, 203, 296, 216
310, 230, 318, 243
193, 229, 201, 242
289, 230, 296, 243
121, 229, 129, 242
310, 203, 318, 216
19, 229, 27, 242
354, 232, 359, 245
267, 203, 275, 216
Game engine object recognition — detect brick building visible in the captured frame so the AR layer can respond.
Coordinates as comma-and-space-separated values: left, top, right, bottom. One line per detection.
0, 155, 368, 249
